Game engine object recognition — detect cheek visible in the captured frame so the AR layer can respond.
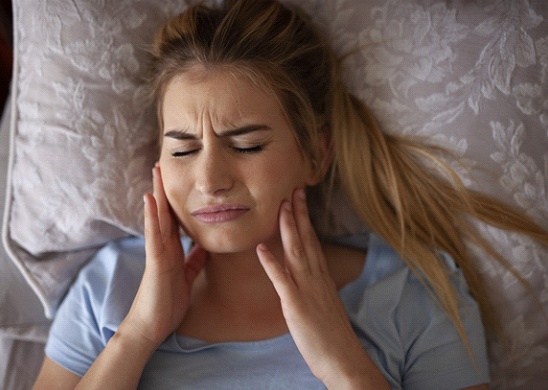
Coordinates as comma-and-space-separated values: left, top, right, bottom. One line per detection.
159, 165, 191, 215
251, 158, 307, 210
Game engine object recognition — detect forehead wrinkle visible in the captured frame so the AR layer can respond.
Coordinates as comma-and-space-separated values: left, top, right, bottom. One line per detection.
163, 66, 288, 141
177, 103, 239, 139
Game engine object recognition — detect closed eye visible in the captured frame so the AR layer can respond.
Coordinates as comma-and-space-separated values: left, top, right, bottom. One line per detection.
233, 145, 263, 154
172, 149, 199, 157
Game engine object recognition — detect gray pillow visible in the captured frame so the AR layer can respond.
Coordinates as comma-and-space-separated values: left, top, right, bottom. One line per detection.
3, 0, 193, 318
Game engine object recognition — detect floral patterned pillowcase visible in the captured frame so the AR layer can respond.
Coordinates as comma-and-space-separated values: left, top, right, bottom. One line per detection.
4, 0, 191, 318
2, 0, 547, 387
339, 2, 548, 387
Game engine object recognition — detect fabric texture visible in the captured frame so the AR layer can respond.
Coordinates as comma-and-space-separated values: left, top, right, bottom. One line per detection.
0, 98, 50, 337
1, 0, 547, 388
45, 235, 489, 389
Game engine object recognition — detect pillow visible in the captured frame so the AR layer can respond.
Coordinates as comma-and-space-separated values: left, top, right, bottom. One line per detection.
3, 0, 195, 319
2, 0, 547, 387
1, 96, 50, 341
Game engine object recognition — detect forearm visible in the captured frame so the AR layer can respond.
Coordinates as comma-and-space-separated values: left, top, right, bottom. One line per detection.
75, 322, 157, 390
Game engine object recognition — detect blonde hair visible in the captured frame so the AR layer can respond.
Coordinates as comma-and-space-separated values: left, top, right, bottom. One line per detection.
150, 0, 548, 348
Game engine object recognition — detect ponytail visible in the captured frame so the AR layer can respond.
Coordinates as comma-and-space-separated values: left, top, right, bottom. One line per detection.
329, 84, 548, 347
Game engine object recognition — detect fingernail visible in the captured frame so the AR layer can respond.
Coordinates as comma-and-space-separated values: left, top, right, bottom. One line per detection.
257, 243, 268, 252
284, 200, 292, 212
296, 188, 306, 201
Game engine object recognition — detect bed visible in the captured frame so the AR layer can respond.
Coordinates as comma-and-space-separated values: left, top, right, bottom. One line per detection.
1, 0, 547, 388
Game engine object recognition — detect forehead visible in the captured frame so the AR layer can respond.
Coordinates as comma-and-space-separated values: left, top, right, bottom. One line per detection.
161, 67, 286, 131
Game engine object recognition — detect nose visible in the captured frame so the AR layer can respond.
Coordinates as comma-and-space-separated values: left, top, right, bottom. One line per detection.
194, 146, 234, 196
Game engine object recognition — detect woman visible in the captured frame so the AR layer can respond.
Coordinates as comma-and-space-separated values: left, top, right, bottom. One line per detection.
34, 0, 547, 388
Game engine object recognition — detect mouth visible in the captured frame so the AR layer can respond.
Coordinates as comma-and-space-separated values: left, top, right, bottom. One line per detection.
191, 204, 250, 223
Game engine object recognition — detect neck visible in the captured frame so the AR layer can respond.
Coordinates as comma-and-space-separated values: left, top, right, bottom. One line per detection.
197, 236, 285, 310
178, 236, 289, 342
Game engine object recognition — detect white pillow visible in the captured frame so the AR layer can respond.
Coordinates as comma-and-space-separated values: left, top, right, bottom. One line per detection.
2, 0, 547, 387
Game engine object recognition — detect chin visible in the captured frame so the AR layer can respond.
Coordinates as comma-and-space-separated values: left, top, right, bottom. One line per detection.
188, 225, 278, 254
194, 235, 260, 254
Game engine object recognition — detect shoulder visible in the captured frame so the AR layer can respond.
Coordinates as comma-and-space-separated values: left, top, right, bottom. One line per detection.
339, 233, 489, 389
73, 236, 147, 322
44, 236, 147, 376
340, 233, 480, 310
50, 235, 195, 336
52, 235, 148, 323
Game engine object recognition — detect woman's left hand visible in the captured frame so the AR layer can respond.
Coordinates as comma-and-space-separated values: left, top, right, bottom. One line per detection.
256, 188, 389, 389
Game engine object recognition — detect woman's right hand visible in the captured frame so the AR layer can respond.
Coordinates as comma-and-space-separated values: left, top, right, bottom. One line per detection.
122, 165, 207, 349
35, 166, 207, 390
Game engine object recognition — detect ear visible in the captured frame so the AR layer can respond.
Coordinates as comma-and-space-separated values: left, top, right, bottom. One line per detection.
305, 129, 332, 186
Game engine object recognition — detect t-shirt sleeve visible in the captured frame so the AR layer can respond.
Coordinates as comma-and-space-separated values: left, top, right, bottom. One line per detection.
398, 252, 490, 389
45, 265, 108, 376
45, 237, 146, 376
345, 235, 490, 389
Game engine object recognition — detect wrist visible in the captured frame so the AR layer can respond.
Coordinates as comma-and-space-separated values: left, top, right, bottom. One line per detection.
75, 321, 160, 388
116, 320, 162, 356
321, 346, 390, 390
322, 366, 368, 390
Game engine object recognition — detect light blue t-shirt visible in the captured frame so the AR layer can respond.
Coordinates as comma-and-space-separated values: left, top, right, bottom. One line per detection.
46, 234, 489, 389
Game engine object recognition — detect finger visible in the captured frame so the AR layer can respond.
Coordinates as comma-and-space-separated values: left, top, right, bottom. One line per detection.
184, 245, 208, 285
152, 166, 177, 240
292, 188, 327, 274
279, 199, 311, 275
256, 243, 297, 299
143, 193, 163, 260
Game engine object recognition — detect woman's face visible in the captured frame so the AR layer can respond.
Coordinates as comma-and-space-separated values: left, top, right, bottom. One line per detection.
159, 68, 316, 253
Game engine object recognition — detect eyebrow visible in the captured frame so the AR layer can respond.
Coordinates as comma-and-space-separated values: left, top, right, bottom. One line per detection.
164, 124, 272, 140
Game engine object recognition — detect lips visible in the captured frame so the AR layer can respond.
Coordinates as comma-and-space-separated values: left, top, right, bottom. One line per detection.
191, 204, 250, 223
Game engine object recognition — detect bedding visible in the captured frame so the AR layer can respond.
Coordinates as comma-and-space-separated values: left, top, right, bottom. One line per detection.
0, 96, 50, 335
0, 96, 47, 388
0, 0, 547, 388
